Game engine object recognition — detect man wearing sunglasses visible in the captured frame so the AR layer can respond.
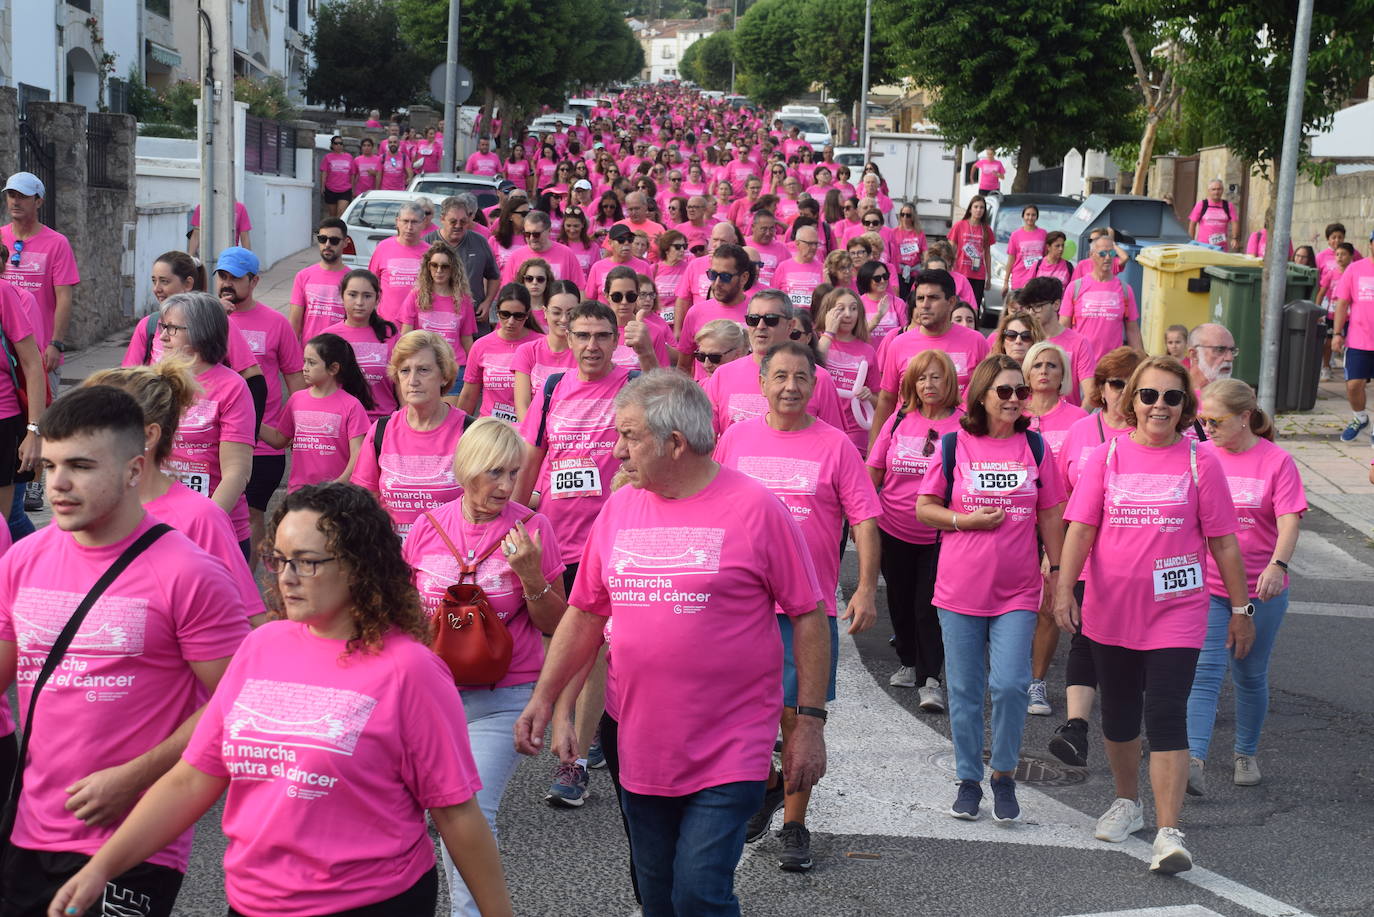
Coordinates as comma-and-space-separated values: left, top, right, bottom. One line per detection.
703, 291, 845, 435
1060, 234, 1143, 370
1, 172, 78, 397
673, 223, 741, 342
498, 210, 586, 289
288, 218, 350, 341
676, 243, 757, 377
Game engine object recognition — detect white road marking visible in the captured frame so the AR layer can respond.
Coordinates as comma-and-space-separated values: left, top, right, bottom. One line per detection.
1288, 601, 1374, 619
1290, 529, 1374, 582
1063, 907, 1225, 917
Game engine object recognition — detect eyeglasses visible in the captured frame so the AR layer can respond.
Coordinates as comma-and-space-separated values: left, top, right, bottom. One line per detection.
745, 312, 785, 327
316, 235, 344, 246
523, 231, 546, 240
570, 330, 616, 343
993, 384, 1032, 401
261, 554, 339, 577
1002, 329, 1035, 343
1197, 344, 1240, 357
9, 239, 22, 266
706, 269, 739, 284
1136, 387, 1186, 406
694, 349, 734, 364
497, 309, 529, 321
1198, 414, 1233, 428
156, 321, 188, 335
609, 290, 639, 304
872, 273, 889, 282
523, 274, 548, 283
862, 220, 883, 228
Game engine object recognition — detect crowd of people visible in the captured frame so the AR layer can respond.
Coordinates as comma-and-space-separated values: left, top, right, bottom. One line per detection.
0, 78, 1356, 916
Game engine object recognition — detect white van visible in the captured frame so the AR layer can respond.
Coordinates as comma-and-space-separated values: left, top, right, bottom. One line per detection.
777, 105, 833, 150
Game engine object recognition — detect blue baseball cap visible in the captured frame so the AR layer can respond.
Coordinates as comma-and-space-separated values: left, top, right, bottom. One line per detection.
216, 247, 260, 277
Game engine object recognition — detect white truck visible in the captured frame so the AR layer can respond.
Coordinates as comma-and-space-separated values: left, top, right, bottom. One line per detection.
776, 105, 833, 150
865, 131, 958, 237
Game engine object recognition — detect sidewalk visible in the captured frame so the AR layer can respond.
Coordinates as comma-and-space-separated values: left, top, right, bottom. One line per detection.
54, 250, 1374, 539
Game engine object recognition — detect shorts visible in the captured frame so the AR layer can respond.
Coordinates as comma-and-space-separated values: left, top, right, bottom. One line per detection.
1090, 639, 1199, 752
1344, 346, 1374, 382
0, 844, 184, 917
228, 867, 436, 916
245, 454, 287, 511
323, 188, 352, 205
779, 612, 839, 707
0, 414, 30, 487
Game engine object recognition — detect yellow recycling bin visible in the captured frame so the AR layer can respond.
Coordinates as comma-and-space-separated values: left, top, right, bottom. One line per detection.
1136, 245, 1260, 356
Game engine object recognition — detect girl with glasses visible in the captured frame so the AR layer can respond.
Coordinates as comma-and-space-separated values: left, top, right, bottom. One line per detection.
868, 349, 962, 709
814, 288, 879, 456
916, 353, 1068, 825
456, 284, 542, 423
513, 281, 579, 421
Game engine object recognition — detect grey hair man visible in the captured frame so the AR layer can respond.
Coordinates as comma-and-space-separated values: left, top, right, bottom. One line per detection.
425, 192, 499, 325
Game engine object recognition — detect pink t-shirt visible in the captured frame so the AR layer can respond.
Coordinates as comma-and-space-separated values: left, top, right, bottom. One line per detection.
321, 322, 398, 419
948, 221, 993, 280
893, 229, 928, 269
0, 224, 79, 348
368, 237, 429, 323
877, 324, 991, 396
975, 158, 1005, 191
0, 282, 35, 417
750, 239, 791, 286
166, 363, 256, 540
1060, 276, 1139, 368
1065, 436, 1238, 650
351, 406, 469, 536
1049, 326, 1096, 405
1188, 199, 1234, 246
504, 158, 531, 186
862, 293, 906, 348
716, 418, 880, 615
290, 264, 349, 343
1205, 438, 1305, 597
465, 151, 502, 176
0, 515, 248, 870
518, 368, 635, 564
568, 466, 823, 796
584, 256, 650, 301
378, 149, 409, 190
920, 429, 1067, 616
673, 256, 717, 315
772, 258, 825, 309
398, 290, 477, 365
276, 387, 370, 491
651, 260, 691, 325
146, 482, 265, 619
1026, 399, 1088, 464
1007, 227, 1048, 289
867, 408, 964, 544
190, 203, 252, 243
512, 337, 576, 412
351, 154, 382, 194
562, 238, 599, 275
320, 152, 354, 193
182, 622, 480, 917
822, 337, 879, 454
704, 354, 846, 434
228, 303, 303, 457
1058, 411, 1129, 492
499, 242, 588, 288
463, 331, 534, 422
1333, 259, 1374, 350
404, 500, 565, 688
1032, 257, 1073, 288
123, 314, 260, 374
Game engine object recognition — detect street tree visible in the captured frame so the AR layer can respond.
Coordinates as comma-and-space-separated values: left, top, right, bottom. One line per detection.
795, 0, 895, 118
1121, 27, 1183, 195
681, 30, 735, 91
304, 0, 428, 114
734, 0, 809, 109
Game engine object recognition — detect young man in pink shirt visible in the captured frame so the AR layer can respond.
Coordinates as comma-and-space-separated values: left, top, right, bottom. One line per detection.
515, 369, 830, 915
673, 222, 741, 339
367, 202, 429, 323
0, 385, 248, 913
676, 243, 755, 375
1, 171, 79, 392
289, 217, 350, 341
464, 136, 502, 176
215, 247, 306, 561
715, 341, 881, 871
1333, 230, 1374, 441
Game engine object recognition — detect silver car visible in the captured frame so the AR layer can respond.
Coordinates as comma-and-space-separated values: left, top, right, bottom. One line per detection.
338, 191, 436, 267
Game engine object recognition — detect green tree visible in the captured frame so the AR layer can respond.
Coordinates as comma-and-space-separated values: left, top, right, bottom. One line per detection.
304, 0, 427, 114
681, 30, 735, 91
795, 0, 893, 115
734, 0, 809, 109
878, 0, 1138, 192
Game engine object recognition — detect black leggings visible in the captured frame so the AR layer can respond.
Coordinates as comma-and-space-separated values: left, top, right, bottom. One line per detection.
1090, 640, 1200, 752
1065, 581, 1098, 689
227, 867, 436, 916
878, 529, 942, 682
969, 278, 986, 308
598, 711, 641, 905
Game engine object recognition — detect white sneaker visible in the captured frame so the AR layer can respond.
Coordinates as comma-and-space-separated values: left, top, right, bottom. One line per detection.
1186, 756, 1206, 796
1027, 679, 1051, 715
1320, 366, 1333, 381
1150, 826, 1193, 874
1234, 754, 1261, 786
1094, 797, 1144, 842
889, 665, 917, 687
917, 677, 946, 713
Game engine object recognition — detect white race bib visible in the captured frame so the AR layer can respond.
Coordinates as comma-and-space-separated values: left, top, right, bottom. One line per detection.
1152, 560, 1203, 597
493, 403, 517, 424
549, 457, 602, 499
1022, 255, 1042, 269
900, 240, 920, 257
970, 468, 1027, 493
1208, 232, 1226, 246
177, 471, 211, 495
964, 242, 982, 270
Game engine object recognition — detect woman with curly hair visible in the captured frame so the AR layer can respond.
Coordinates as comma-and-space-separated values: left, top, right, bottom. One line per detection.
49, 483, 514, 917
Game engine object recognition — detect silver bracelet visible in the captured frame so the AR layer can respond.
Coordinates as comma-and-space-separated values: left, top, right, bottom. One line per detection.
523, 582, 553, 603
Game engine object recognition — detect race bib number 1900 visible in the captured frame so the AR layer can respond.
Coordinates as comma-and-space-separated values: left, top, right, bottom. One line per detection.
549, 457, 602, 499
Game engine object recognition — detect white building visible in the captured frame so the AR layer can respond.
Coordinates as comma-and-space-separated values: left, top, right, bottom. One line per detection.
635, 18, 720, 83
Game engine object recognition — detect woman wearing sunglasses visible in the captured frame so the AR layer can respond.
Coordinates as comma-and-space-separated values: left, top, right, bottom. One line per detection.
1054, 355, 1250, 876
991, 309, 1044, 363
456, 283, 542, 423
867, 350, 962, 711
916, 354, 1067, 824
855, 259, 904, 348
1185, 379, 1304, 795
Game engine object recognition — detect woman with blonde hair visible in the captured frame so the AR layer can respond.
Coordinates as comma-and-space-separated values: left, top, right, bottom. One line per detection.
692, 319, 747, 378
815, 287, 879, 454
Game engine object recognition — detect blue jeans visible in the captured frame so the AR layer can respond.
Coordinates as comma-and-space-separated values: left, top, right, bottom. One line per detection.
441, 682, 533, 917
938, 608, 1036, 782
620, 780, 765, 917
1187, 591, 1289, 759
7, 483, 33, 542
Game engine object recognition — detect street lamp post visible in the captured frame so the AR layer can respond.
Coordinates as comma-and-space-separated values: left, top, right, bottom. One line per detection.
858, 0, 872, 148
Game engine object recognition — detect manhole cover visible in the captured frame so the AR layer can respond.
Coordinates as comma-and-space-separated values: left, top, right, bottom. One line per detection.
925, 750, 1087, 786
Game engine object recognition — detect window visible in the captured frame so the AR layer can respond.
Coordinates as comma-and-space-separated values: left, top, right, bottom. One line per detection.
67, 0, 92, 11
661, 45, 675, 59
145, 0, 171, 17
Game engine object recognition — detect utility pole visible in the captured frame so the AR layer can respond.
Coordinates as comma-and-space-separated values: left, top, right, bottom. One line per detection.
858, 0, 872, 148
1258, 0, 1314, 416
199, 0, 236, 274
441, 0, 460, 173
729, 0, 738, 94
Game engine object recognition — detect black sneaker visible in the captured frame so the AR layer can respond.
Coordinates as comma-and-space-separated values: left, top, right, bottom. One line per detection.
990, 775, 1020, 823
745, 781, 786, 843
777, 820, 813, 871
1050, 717, 1089, 767
949, 779, 982, 820
23, 480, 42, 512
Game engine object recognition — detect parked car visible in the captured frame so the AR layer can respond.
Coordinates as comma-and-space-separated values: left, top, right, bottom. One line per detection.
982, 193, 1084, 323
407, 172, 503, 211
777, 105, 832, 150
338, 191, 437, 267
830, 146, 866, 169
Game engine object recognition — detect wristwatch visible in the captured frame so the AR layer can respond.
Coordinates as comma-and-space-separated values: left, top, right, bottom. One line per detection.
49, 339, 65, 353
1231, 603, 1255, 617
795, 705, 828, 722
24, 423, 38, 436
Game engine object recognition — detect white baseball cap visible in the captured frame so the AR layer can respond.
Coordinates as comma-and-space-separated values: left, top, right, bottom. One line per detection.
3, 172, 44, 197
572, 179, 593, 192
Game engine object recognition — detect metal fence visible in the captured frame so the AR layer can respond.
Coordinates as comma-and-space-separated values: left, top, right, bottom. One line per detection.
244, 114, 296, 177
18, 123, 56, 227
86, 116, 124, 190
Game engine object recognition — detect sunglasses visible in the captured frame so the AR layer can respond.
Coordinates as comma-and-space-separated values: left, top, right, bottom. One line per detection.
899, 212, 915, 219
9, 239, 22, 266
1137, 387, 1186, 407
316, 235, 344, 245
497, 309, 529, 321
872, 273, 889, 282
993, 384, 1032, 401
706, 269, 739, 284
694, 350, 734, 364
1198, 414, 1233, 428
862, 220, 883, 227
1104, 378, 1127, 390
523, 275, 548, 283
670, 242, 688, 251
609, 290, 639, 304
789, 329, 806, 340
744, 312, 785, 327
523, 231, 546, 240
1002, 329, 1035, 343
921, 427, 939, 457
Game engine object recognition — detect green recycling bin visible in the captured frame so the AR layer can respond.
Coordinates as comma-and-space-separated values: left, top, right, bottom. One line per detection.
1204, 264, 1263, 387
1284, 263, 1319, 304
